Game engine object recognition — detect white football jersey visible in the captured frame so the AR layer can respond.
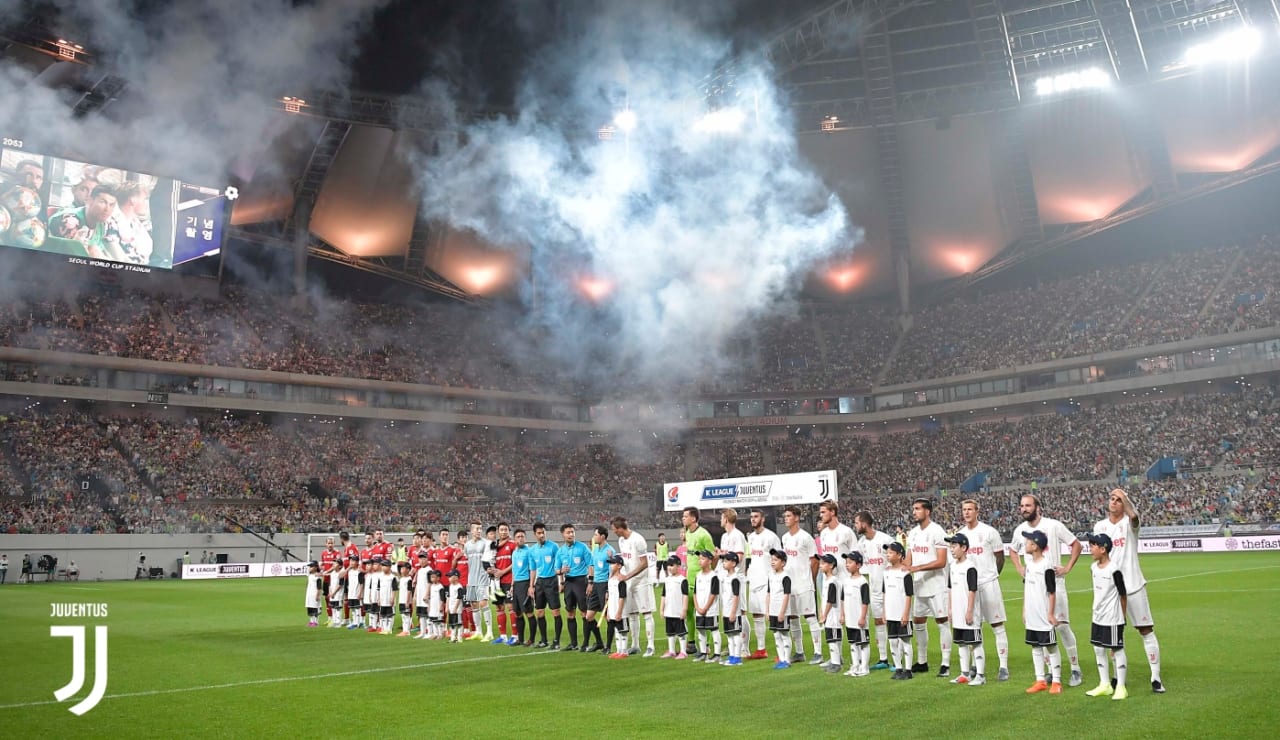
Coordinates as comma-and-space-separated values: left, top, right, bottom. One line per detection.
858, 530, 895, 594
906, 522, 948, 597
948, 562, 980, 630
1022, 559, 1057, 632
961, 521, 1003, 585
1093, 516, 1146, 591
719, 528, 747, 577
817, 523, 857, 559
618, 532, 649, 586
1091, 559, 1126, 625
1011, 516, 1077, 567
780, 528, 817, 594
841, 574, 871, 627
746, 528, 782, 589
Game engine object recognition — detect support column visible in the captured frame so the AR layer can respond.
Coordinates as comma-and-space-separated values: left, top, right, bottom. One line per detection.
1095, 0, 1177, 199
970, 0, 1042, 245
861, 28, 913, 315
1236, 0, 1280, 30
293, 197, 311, 302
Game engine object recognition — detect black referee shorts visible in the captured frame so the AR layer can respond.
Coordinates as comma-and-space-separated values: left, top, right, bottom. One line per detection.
562, 576, 587, 612
586, 581, 608, 612
512, 580, 534, 614
534, 579, 561, 610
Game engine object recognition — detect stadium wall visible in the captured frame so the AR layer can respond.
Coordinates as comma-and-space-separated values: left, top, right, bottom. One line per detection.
0, 533, 308, 581
0, 529, 676, 581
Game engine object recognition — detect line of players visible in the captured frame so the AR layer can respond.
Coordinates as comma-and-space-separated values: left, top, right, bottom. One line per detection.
301, 489, 1164, 696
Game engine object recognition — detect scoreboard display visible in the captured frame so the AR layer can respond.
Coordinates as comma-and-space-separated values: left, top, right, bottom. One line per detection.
0, 136, 231, 272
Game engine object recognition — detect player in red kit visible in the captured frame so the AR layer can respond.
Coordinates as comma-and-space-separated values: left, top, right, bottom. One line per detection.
429, 530, 460, 587
372, 530, 393, 562
491, 522, 518, 644
320, 537, 341, 620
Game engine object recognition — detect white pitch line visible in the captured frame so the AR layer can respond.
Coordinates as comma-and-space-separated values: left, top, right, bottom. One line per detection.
1148, 588, 1280, 594
0, 650, 553, 712
1005, 563, 1280, 603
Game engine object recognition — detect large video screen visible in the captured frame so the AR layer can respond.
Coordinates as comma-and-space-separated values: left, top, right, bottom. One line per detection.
0, 143, 229, 271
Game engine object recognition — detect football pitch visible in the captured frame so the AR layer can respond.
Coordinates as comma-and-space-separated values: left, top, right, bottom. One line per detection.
1, 552, 1277, 738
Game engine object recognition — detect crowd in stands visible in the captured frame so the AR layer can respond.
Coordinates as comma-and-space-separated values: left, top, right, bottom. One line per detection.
884, 234, 1279, 385
770, 391, 1274, 496
2, 384, 1275, 535
691, 438, 767, 480
2, 235, 1276, 397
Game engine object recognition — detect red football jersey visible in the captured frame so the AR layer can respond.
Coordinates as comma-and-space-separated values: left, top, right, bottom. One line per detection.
320, 548, 340, 573
342, 543, 360, 562
374, 541, 393, 560
429, 546, 457, 576
494, 540, 517, 585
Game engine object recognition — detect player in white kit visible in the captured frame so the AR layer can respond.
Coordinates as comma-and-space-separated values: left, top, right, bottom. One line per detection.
717, 508, 748, 660
944, 534, 985, 685
746, 509, 782, 659
304, 561, 323, 627
1082, 532, 1130, 701
1010, 493, 1084, 686
612, 516, 655, 656
780, 506, 822, 665
1094, 488, 1164, 693
1020, 530, 1063, 694
840, 552, 872, 677
905, 498, 950, 677
958, 499, 1009, 681
855, 510, 895, 669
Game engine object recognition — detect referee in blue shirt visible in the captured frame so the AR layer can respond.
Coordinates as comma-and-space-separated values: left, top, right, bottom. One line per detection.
510, 529, 535, 647
529, 522, 562, 648
557, 523, 594, 651
582, 525, 615, 652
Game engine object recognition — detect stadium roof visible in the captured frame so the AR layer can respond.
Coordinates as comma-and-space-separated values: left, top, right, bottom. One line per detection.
3, 1, 1279, 303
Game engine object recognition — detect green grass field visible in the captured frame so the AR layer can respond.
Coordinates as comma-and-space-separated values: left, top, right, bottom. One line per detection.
1, 552, 1277, 738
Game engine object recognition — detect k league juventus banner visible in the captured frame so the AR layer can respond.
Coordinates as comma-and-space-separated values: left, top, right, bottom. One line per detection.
181, 561, 309, 580
663, 470, 837, 512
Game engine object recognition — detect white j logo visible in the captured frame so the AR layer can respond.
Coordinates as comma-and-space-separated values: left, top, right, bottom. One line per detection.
51, 625, 108, 715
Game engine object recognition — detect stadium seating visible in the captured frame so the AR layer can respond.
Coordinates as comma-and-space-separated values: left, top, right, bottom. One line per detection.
2, 386, 1275, 534
2, 235, 1277, 394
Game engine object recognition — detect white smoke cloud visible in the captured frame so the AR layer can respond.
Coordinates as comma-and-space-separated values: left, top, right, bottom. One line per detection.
0, 0, 388, 183
412, 2, 861, 395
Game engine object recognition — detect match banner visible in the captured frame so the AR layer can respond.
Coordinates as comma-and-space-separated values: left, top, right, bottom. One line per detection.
663, 470, 837, 512
1001, 535, 1280, 555
182, 562, 309, 580
1136, 535, 1279, 553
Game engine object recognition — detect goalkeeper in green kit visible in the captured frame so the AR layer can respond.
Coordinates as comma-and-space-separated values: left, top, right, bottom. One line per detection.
681, 507, 716, 657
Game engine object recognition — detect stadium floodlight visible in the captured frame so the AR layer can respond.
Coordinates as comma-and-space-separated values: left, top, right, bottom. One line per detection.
821, 115, 839, 133
1033, 67, 1111, 97
693, 107, 746, 134
53, 38, 83, 60
282, 96, 308, 114
1183, 26, 1262, 66
613, 109, 637, 133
